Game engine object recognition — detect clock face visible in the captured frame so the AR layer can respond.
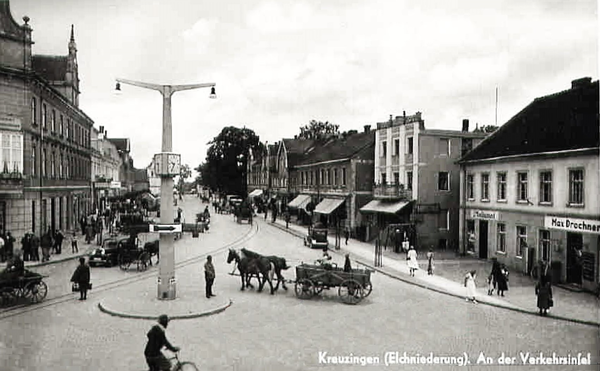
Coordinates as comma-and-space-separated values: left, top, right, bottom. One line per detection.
168, 154, 180, 174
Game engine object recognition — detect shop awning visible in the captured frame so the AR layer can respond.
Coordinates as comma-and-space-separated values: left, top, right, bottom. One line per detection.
288, 194, 311, 209
360, 200, 411, 214
314, 198, 345, 215
248, 189, 263, 198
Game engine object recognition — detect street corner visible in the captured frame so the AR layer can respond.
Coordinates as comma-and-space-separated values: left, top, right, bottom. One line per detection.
98, 294, 233, 320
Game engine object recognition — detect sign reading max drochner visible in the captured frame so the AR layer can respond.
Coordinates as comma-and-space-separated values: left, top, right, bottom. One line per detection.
544, 216, 600, 234
470, 210, 498, 220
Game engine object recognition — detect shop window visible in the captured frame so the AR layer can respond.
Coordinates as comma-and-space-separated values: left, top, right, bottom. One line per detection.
467, 220, 475, 253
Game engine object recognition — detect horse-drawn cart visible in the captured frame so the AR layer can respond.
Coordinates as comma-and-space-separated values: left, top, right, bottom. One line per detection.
0, 269, 48, 306
294, 263, 372, 304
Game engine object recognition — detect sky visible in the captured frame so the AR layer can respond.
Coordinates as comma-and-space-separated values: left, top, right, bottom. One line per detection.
10, 0, 598, 173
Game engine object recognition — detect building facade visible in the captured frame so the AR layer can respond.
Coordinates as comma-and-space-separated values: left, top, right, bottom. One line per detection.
91, 125, 121, 211
0, 3, 93, 239
367, 112, 487, 250
459, 78, 599, 291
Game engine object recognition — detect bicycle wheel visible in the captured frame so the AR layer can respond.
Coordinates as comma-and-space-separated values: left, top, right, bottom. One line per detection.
174, 361, 199, 371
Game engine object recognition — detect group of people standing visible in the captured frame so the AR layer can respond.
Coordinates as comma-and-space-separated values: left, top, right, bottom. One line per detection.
20, 229, 65, 263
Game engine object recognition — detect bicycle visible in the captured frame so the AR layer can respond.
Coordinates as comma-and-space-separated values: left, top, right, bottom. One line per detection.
147, 351, 198, 371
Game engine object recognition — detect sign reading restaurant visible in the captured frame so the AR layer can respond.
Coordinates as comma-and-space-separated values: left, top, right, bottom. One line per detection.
470, 210, 498, 220
544, 216, 600, 235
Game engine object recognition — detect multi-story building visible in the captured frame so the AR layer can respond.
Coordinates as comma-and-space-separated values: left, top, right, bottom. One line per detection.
273, 137, 316, 213
146, 159, 161, 196
0, 2, 93, 238
289, 127, 375, 236
363, 112, 487, 250
91, 125, 121, 211
108, 138, 136, 194
247, 142, 278, 200
458, 78, 599, 291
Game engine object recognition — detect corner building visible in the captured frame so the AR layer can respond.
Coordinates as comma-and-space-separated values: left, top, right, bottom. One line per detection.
0, 2, 92, 239
459, 78, 599, 292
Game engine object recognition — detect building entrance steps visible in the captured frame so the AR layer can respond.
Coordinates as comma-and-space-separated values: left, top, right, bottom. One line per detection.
266, 217, 600, 327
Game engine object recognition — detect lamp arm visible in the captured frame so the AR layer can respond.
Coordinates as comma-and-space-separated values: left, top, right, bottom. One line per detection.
115, 78, 163, 92
171, 83, 215, 93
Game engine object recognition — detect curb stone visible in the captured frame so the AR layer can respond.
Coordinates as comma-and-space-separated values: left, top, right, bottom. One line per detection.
267, 220, 600, 328
97, 299, 233, 320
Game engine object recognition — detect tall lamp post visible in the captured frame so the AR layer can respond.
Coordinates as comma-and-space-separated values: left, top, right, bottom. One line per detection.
115, 78, 216, 300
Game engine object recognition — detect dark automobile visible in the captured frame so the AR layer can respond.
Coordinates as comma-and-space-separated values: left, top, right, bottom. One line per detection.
88, 236, 129, 267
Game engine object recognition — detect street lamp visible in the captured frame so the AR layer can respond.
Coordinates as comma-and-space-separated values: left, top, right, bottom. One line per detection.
115, 78, 216, 300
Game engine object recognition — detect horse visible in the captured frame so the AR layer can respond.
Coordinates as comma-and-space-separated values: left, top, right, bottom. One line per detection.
227, 248, 276, 294
238, 248, 276, 295
240, 248, 289, 291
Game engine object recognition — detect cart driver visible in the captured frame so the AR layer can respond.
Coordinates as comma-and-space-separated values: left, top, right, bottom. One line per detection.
316, 248, 333, 269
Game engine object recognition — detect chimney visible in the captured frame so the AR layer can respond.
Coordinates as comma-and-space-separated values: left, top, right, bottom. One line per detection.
462, 119, 469, 132
572, 77, 592, 89
364, 125, 371, 133
104, 130, 107, 138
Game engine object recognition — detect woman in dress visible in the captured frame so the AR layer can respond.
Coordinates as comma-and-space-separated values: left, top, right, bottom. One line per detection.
407, 246, 419, 277
535, 275, 553, 316
464, 270, 477, 303
71, 257, 91, 300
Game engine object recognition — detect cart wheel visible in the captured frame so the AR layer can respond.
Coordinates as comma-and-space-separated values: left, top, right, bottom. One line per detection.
24, 281, 48, 303
363, 282, 373, 297
0, 288, 16, 307
118, 254, 131, 271
339, 279, 364, 305
295, 279, 315, 299
137, 252, 150, 272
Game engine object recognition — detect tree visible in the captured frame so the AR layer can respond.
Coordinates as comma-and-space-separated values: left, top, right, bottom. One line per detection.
176, 164, 192, 194
473, 124, 499, 133
298, 120, 339, 140
196, 126, 262, 196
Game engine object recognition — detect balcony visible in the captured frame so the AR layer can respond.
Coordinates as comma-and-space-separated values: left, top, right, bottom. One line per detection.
373, 183, 412, 200
0, 171, 24, 191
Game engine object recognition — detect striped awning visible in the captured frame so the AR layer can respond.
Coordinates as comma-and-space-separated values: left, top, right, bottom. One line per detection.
360, 200, 411, 214
287, 194, 311, 209
314, 198, 345, 215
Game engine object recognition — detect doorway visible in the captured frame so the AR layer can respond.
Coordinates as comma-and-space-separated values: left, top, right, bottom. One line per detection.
478, 220, 488, 259
566, 232, 583, 284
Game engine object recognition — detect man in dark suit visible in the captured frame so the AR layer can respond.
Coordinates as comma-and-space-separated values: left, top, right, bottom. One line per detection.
144, 314, 180, 371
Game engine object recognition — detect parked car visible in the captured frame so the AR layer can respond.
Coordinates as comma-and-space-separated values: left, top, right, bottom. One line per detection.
88, 236, 128, 267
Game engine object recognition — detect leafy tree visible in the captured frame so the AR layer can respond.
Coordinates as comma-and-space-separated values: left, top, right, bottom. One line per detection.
298, 120, 339, 140
196, 126, 262, 196
473, 124, 499, 133
176, 164, 192, 194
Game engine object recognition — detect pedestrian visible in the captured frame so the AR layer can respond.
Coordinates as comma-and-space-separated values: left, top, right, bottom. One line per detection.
393, 228, 401, 253
79, 216, 87, 237
144, 314, 180, 371
70, 257, 91, 300
492, 260, 508, 297
40, 231, 52, 262
464, 270, 478, 303
204, 255, 216, 298
344, 227, 350, 245
71, 231, 79, 253
85, 223, 93, 244
4, 232, 14, 261
284, 210, 290, 229
406, 246, 419, 277
487, 274, 495, 295
54, 230, 64, 254
535, 275, 553, 316
426, 248, 434, 275
30, 233, 40, 261
21, 233, 31, 261
343, 253, 352, 272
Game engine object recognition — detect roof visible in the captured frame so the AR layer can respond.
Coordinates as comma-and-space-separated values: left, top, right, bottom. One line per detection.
32, 55, 68, 82
108, 138, 130, 153
298, 131, 375, 166
282, 138, 316, 167
460, 78, 599, 162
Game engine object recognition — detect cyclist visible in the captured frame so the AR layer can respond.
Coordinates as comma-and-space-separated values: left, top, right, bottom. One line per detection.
145, 314, 180, 371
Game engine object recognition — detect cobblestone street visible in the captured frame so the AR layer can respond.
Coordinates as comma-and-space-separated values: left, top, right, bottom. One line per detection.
0, 198, 598, 371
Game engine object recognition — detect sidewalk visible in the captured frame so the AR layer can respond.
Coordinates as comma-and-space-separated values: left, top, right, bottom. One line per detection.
267, 217, 600, 327
22, 232, 110, 268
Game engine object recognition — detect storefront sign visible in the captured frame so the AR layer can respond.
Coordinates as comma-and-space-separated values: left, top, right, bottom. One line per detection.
470, 210, 498, 220
110, 181, 121, 189
545, 216, 600, 235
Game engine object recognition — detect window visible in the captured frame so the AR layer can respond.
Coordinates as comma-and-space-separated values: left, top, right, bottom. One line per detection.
32, 144, 36, 176
60, 115, 64, 136
497, 223, 506, 253
31, 98, 37, 125
438, 210, 449, 230
497, 172, 507, 200
467, 174, 475, 199
66, 120, 70, 140
516, 226, 527, 257
539, 230, 551, 262
320, 169, 324, 185
393, 172, 399, 185
51, 152, 55, 178
569, 169, 584, 205
481, 173, 489, 201
51, 110, 56, 133
407, 137, 413, 154
539, 171, 552, 204
65, 156, 69, 178
42, 148, 46, 176
466, 220, 475, 253
0, 133, 23, 173
406, 171, 413, 190
438, 172, 449, 191
439, 138, 450, 155
393, 139, 400, 156
327, 169, 331, 185
381, 173, 387, 185
42, 104, 47, 129
517, 172, 528, 201
342, 167, 346, 186
381, 141, 387, 157
333, 168, 338, 186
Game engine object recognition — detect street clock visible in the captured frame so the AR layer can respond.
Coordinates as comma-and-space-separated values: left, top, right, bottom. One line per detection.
154, 152, 181, 177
